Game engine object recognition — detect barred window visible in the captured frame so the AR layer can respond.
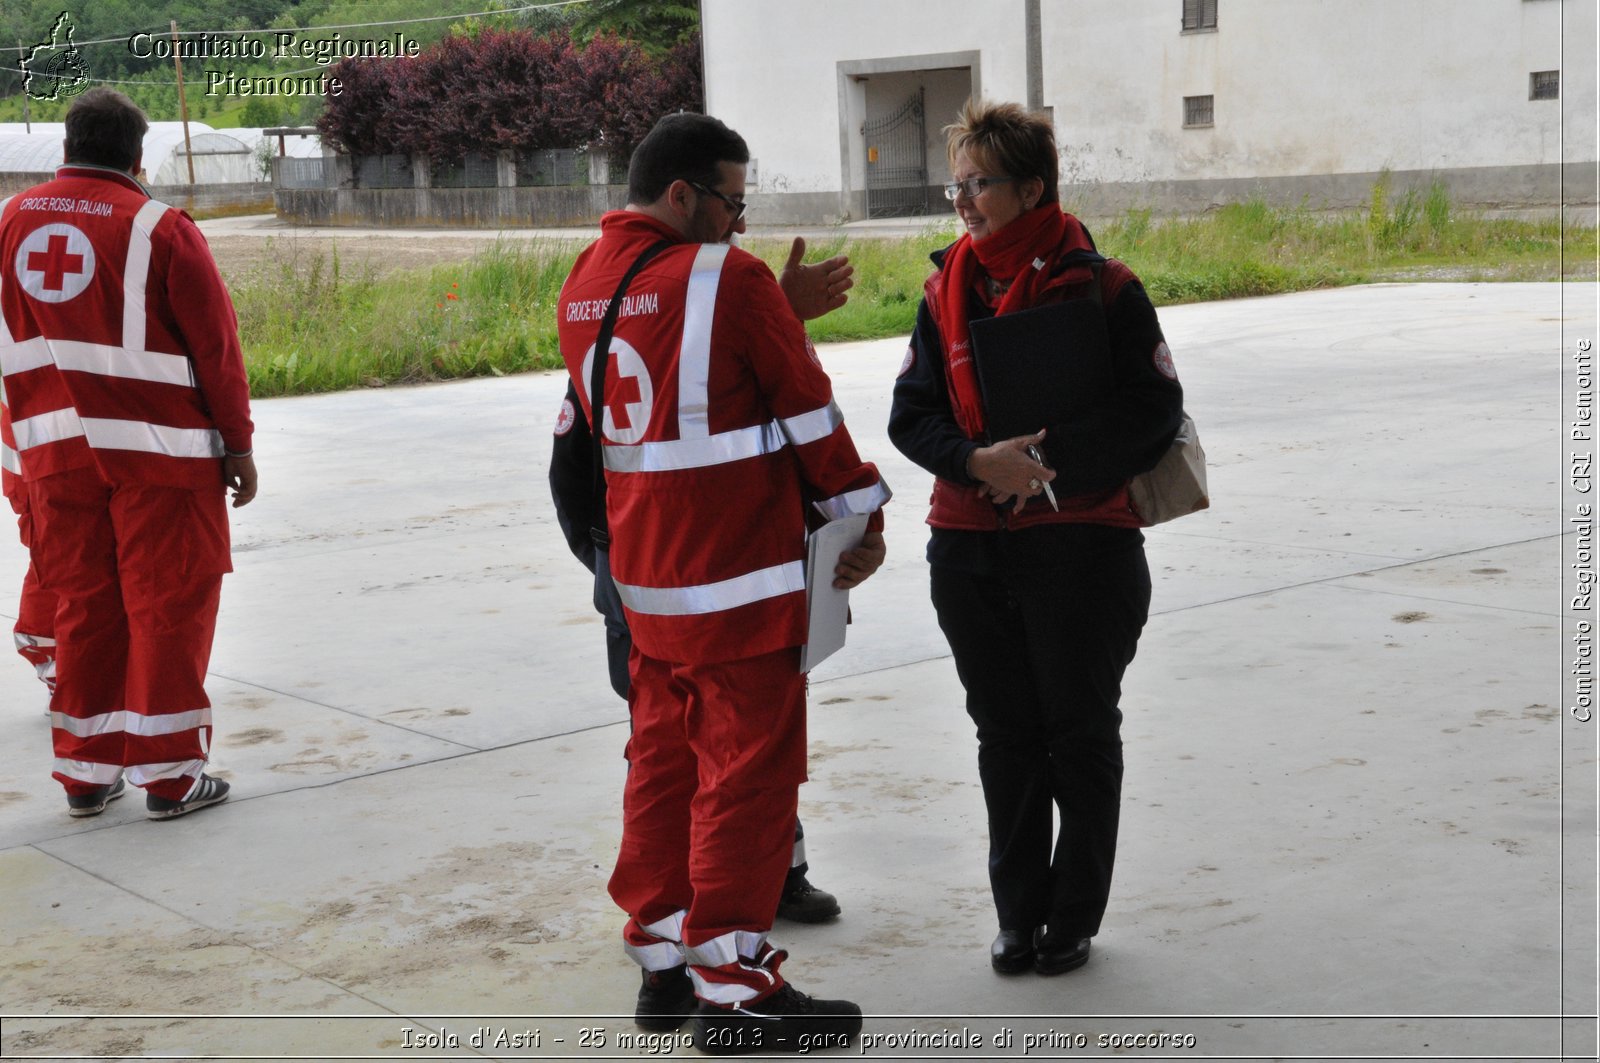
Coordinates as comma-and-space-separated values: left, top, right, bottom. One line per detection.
1183, 0, 1218, 31
1530, 70, 1560, 100
1184, 94, 1214, 128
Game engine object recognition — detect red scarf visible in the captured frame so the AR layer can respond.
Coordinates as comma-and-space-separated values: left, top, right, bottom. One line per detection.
936, 206, 1096, 438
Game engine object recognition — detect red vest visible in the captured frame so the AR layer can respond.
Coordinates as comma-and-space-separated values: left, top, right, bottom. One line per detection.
558, 212, 889, 665
0, 166, 252, 491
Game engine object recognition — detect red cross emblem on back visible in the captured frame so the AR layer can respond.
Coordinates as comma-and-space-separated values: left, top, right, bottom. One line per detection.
14, 223, 96, 304
606, 373, 643, 432
28, 234, 83, 291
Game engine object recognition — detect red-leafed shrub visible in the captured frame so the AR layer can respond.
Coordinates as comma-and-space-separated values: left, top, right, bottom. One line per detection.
318, 28, 703, 162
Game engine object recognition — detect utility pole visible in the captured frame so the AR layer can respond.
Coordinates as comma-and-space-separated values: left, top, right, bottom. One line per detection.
17, 41, 30, 133
170, 20, 195, 184
1025, 0, 1043, 112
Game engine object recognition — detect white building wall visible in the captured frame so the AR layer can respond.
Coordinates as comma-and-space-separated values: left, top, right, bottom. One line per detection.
703, 0, 1029, 216
701, 0, 1598, 221
1047, 0, 1577, 183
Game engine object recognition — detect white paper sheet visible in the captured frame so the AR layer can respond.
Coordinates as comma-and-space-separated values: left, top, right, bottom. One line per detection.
799, 514, 869, 672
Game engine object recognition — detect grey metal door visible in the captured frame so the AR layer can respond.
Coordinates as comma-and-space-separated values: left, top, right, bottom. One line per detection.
863, 88, 933, 218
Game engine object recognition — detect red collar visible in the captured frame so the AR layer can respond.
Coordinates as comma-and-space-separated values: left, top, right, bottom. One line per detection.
599, 210, 686, 246
54, 165, 148, 197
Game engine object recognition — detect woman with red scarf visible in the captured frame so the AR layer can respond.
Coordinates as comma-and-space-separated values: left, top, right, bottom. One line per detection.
889, 100, 1184, 977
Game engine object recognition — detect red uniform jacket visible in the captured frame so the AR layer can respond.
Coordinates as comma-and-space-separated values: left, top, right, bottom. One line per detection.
0, 165, 253, 492
556, 211, 889, 665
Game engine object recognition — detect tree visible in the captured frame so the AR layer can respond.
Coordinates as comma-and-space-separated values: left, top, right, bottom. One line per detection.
578, 31, 700, 163
240, 96, 283, 128
317, 55, 416, 156
571, 0, 699, 56
316, 25, 704, 162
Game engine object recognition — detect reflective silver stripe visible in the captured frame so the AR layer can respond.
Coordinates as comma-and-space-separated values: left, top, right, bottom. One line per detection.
12, 406, 85, 448
50, 707, 211, 739
12, 408, 221, 458
52, 758, 123, 786
126, 759, 205, 788
123, 200, 170, 354
642, 910, 686, 943
682, 930, 771, 971
14, 632, 56, 650
604, 420, 784, 473
812, 479, 894, 522
676, 243, 729, 440
625, 941, 687, 972
615, 560, 804, 617
601, 400, 845, 475
776, 400, 844, 447
82, 416, 223, 458
691, 973, 772, 1007
0, 196, 12, 345
0, 335, 196, 387
1, 440, 18, 475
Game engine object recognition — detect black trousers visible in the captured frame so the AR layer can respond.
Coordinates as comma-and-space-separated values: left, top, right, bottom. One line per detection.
930, 527, 1150, 941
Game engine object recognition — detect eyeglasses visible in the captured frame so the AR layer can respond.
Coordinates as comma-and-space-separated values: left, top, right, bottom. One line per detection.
688, 181, 747, 220
943, 176, 1014, 201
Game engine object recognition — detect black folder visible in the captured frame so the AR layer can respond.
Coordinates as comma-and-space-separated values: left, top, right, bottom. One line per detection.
968, 298, 1113, 442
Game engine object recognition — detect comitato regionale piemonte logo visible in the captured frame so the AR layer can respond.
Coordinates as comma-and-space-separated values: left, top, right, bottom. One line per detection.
21, 12, 90, 102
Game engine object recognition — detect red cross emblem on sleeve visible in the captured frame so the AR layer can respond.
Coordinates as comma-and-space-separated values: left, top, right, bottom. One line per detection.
15, 223, 95, 303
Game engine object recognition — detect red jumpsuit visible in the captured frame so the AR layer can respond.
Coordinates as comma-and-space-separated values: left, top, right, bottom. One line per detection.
0, 167, 253, 801
556, 211, 888, 1005
2, 391, 56, 695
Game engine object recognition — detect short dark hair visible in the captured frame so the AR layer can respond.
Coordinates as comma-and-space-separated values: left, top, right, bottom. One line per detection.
626, 113, 749, 205
945, 98, 1060, 206
64, 88, 148, 172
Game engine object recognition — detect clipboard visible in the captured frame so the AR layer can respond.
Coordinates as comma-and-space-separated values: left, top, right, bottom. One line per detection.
968, 297, 1112, 441
799, 514, 869, 673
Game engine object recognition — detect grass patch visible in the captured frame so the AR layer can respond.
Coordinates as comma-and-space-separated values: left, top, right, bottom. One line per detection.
232, 193, 1592, 397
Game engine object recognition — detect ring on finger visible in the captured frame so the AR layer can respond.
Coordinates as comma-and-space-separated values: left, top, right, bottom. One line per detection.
1028, 478, 1042, 490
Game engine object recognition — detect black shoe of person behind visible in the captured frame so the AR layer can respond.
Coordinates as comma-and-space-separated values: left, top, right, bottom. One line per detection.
635, 964, 696, 1031
775, 872, 841, 924
145, 774, 230, 820
990, 927, 1037, 974
689, 983, 863, 1055
1034, 933, 1092, 976
66, 775, 127, 818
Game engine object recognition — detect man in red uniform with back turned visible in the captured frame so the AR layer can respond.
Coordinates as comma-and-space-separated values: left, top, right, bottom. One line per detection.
554, 113, 889, 1054
0, 88, 256, 821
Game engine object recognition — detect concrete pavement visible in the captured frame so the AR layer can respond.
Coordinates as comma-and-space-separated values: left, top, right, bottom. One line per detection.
0, 282, 1595, 1061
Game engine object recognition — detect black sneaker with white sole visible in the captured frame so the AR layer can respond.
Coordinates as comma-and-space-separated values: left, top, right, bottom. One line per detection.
689, 983, 862, 1056
66, 775, 126, 818
146, 774, 230, 820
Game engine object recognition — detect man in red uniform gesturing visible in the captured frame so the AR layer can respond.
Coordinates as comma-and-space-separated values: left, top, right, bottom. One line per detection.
0, 89, 256, 820
554, 113, 889, 1053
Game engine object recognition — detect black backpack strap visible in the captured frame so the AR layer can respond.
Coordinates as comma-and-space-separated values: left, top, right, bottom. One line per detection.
588, 240, 671, 549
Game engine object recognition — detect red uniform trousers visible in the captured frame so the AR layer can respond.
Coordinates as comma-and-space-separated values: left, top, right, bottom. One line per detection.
609, 645, 806, 1007
10, 496, 57, 693
27, 466, 229, 801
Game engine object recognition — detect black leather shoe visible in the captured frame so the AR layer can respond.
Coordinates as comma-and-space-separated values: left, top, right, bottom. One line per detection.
990, 928, 1036, 974
776, 873, 841, 923
635, 964, 696, 1030
1034, 935, 1091, 976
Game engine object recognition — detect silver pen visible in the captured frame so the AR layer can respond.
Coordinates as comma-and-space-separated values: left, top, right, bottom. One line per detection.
1025, 444, 1058, 511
